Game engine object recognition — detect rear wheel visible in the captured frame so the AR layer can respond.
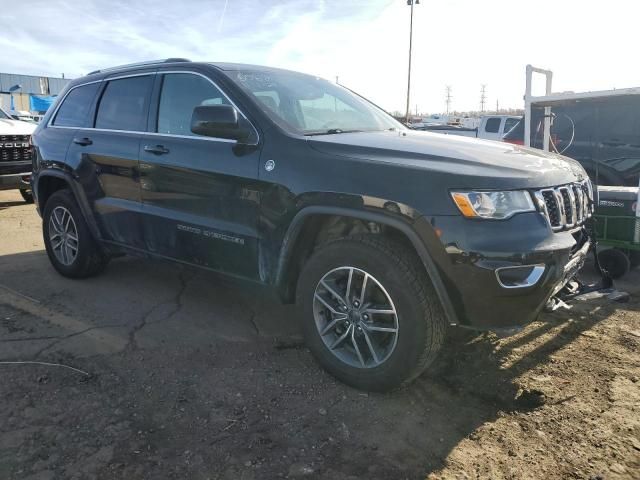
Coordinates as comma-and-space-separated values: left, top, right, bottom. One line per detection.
43, 189, 109, 278
627, 250, 640, 269
296, 234, 446, 392
598, 248, 630, 279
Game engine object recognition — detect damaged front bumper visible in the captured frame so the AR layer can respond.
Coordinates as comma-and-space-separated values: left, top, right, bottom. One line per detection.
424, 213, 610, 330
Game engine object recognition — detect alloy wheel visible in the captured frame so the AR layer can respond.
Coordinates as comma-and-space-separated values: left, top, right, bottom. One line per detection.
48, 206, 79, 266
312, 266, 399, 369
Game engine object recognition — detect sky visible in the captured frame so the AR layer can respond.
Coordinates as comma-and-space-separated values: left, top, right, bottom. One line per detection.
1, 0, 638, 114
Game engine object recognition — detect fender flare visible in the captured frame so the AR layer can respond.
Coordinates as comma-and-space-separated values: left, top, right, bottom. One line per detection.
275, 206, 459, 325
35, 169, 103, 241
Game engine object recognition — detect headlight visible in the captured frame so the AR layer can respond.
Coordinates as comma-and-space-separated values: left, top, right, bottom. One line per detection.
451, 190, 535, 219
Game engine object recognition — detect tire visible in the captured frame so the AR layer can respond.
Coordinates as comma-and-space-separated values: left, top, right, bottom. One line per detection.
296, 234, 446, 392
627, 250, 640, 269
19, 189, 34, 203
42, 189, 109, 278
598, 248, 630, 279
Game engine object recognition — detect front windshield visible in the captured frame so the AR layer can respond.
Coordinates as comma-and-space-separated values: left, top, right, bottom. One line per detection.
227, 69, 405, 135
0, 106, 10, 120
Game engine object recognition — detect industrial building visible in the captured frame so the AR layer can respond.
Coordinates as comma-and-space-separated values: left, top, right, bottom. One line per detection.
0, 73, 70, 117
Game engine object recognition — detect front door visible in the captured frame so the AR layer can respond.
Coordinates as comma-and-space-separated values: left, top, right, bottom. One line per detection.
139, 71, 262, 279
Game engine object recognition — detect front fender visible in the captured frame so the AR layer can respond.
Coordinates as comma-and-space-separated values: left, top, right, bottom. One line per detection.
274, 205, 459, 326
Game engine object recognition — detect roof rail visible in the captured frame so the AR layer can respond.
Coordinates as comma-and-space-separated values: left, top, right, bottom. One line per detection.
87, 58, 191, 76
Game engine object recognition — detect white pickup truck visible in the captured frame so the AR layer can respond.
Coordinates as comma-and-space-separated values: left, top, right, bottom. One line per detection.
0, 105, 36, 202
413, 115, 522, 141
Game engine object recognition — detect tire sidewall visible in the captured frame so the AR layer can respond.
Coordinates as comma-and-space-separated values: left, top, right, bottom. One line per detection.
43, 190, 94, 277
297, 240, 432, 391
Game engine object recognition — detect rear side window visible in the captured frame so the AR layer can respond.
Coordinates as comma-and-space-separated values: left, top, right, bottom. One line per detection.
52, 83, 100, 127
484, 117, 502, 133
95, 76, 152, 131
157, 73, 229, 136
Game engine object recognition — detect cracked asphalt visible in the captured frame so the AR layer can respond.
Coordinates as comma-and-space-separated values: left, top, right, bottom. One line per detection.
1, 189, 639, 480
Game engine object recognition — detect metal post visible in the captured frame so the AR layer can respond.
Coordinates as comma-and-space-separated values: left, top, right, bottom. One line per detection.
405, 1, 416, 124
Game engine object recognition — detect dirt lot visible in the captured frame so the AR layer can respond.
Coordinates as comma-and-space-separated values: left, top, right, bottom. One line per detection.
0, 189, 639, 480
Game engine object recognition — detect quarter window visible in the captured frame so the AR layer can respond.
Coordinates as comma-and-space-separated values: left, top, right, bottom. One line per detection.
484, 117, 502, 133
95, 76, 152, 131
157, 73, 229, 136
52, 83, 100, 127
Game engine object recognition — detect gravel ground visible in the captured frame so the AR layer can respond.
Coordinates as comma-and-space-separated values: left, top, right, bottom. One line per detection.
0, 190, 639, 480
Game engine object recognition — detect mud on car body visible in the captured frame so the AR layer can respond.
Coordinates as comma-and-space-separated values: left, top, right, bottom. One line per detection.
31, 59, 595, 391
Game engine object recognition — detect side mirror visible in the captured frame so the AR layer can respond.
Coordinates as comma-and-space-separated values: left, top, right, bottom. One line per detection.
190, 104, 249, 142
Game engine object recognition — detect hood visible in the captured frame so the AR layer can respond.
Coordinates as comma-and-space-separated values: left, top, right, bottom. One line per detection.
0, 118, 37, 136
308, 129, 587, 189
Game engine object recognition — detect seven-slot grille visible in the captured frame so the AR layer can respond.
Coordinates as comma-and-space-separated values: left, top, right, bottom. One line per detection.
0, 135, 31, 163
534, 181, 593, 231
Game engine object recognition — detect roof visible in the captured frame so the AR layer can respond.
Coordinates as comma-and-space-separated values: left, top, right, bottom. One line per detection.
529, 86, 640, 106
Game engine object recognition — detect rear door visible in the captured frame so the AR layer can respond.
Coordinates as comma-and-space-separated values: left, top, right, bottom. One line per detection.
36, 82, 101, 192
64, 72, 154, 248
138, 70, 262, 279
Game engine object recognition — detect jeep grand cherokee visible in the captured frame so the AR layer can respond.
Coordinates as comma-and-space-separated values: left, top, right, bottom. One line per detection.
31, 59, 595, 391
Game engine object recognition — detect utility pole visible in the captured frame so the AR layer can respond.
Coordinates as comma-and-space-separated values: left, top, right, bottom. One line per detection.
445, 85, 452, 114
480, 84, 487, 113
405, 0, 419, 124
496, 99, 499, 113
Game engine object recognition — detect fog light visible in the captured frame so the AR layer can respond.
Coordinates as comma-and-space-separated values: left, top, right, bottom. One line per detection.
495, 265, 545, 289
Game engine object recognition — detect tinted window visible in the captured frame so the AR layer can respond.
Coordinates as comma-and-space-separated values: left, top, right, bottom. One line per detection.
157, 73, 229, 136
52, 83, 100, 127
95, 76, 152, 131
503, 117, 520, 134
484, 117, 502, 133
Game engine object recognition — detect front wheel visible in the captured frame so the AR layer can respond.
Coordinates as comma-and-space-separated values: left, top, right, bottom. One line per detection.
297, 235, 446, 392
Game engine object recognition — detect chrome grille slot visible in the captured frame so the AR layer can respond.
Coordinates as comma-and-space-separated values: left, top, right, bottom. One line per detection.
535, 181, 592, 231
0, 134, 32, 163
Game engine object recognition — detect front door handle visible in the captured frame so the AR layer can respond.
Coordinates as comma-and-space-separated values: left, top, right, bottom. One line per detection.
73, 137, 92, 146
144, 144, 170, 155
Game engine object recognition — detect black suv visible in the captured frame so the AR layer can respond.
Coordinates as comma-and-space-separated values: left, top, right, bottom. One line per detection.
31, 59, 594, 391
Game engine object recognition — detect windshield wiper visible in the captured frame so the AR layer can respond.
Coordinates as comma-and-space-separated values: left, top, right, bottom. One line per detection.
305, 129, 363, 136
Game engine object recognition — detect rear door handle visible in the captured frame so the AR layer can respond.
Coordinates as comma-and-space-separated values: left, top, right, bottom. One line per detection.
73, 137, 92, 146
144, 145, 170, 155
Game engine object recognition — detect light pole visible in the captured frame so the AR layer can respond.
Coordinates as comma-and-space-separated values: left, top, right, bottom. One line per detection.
405, 0, 419, 124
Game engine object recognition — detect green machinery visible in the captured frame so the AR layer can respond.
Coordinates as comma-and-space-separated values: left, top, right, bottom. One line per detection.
594, 185, 640, 278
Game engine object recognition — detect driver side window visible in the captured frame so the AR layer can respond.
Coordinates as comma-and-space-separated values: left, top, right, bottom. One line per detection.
157, 73, 229, 136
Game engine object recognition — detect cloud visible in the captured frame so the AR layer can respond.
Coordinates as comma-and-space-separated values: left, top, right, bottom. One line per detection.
1, 0, 638, 113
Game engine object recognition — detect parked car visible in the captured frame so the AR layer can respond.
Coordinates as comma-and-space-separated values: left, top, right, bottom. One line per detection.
31, 59, 595, 391
414, 115, 522, 141
0, 105, 36, 202
503, 91, 640, 187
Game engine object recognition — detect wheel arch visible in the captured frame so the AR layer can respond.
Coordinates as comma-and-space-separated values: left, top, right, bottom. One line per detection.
35, 169, 102, 241
275, 206, 459, 326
